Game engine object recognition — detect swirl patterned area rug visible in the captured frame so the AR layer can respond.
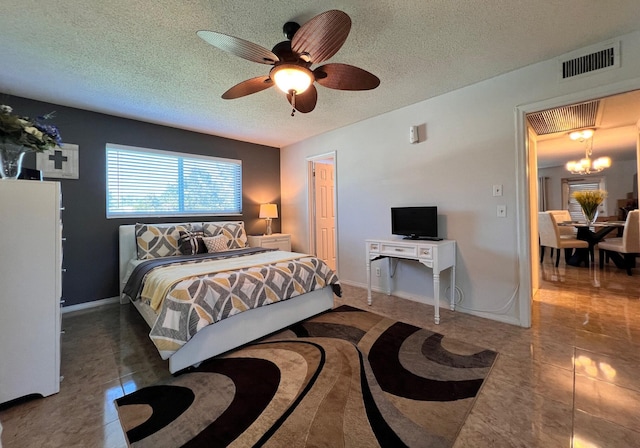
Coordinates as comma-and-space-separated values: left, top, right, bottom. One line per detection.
115, 305, 497, 447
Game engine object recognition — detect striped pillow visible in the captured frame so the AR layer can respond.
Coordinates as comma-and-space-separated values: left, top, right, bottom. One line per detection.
178, 230, 206, 255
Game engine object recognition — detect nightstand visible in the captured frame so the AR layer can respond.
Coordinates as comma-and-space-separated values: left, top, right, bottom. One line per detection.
247, 233, 291, 251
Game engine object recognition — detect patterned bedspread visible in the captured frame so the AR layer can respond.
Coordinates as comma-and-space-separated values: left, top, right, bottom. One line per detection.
123, 250, 341, 359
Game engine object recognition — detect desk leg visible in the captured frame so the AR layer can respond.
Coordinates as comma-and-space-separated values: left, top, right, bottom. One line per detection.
366, 258, 372, 305
450, 266, 456, 311
387, 257, 392, 296
433, 272, 441, 325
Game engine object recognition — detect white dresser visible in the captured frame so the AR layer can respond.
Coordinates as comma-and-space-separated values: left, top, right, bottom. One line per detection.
247, 233, 292, 251
0, 180, 62, 404
366, 238, 456, 324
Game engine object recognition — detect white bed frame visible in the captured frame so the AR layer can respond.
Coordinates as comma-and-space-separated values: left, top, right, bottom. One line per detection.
118, 224, 335, 374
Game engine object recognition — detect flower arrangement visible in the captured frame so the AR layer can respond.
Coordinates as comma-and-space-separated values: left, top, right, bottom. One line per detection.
0, 105, 62, 152
572, 190, 607, 222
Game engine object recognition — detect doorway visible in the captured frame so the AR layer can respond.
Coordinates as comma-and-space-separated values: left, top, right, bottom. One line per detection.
516, 83, 640, 327
307, 152, 338, 272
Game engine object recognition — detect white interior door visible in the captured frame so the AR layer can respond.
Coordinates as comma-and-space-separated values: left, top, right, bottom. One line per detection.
314, 162, 336, 270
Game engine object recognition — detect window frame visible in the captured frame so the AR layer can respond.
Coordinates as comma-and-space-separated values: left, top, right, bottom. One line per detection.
105, 143, 243, 219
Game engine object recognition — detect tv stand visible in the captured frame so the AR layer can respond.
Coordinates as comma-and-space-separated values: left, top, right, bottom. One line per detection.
366, 238, 456, 324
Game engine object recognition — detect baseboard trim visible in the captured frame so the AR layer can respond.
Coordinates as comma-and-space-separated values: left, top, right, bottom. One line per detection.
339, 279, 440, 306
61, 296, 121, 314
339, 279, 368, 289
338, 280, 522, 326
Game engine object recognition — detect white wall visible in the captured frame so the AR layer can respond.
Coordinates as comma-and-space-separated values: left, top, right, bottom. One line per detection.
539, 160, 637, 216
281, 30, 640, 327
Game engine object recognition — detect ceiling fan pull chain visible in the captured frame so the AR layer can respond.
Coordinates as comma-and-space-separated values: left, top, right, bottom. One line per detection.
290, 90, 296, 117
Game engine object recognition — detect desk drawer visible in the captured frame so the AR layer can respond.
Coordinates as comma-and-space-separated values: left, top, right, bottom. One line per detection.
380, 243, 418, 257
367, 242, 381, 253
418, 246, 433, 260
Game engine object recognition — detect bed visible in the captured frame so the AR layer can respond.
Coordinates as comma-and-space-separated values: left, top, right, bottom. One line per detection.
119, 221, 339, 374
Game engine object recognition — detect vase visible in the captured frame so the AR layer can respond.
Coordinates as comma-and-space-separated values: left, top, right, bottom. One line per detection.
582, 208, 599, 224
0, 143, 29, 179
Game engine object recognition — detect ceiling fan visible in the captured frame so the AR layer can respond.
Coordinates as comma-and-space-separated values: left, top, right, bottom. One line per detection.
197, 10, 380, 115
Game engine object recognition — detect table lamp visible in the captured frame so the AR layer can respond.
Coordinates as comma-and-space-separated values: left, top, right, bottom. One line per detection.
259, 203, 278, 235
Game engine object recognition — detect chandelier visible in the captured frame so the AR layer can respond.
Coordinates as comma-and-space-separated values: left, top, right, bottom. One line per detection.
565, 129, 611, 175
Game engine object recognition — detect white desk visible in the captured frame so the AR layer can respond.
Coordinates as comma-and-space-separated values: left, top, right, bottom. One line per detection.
366, 238, 456, 324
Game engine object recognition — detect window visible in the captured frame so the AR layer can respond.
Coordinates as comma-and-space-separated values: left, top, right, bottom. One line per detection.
106, 144, 242, 218
562, 177, 606, 221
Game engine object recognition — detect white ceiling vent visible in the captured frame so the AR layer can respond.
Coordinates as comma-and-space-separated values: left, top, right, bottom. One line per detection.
527, 100, 600, 135
558, 41, 620, 81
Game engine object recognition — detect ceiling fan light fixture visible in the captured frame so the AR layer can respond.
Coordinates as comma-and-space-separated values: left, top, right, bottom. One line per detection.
199, 10, 377, 112
271, 64, 313, 95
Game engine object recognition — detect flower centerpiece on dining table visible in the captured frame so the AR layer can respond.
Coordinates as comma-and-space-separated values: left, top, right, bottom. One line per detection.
0, 104, 63, 179
571, 189, 607, 224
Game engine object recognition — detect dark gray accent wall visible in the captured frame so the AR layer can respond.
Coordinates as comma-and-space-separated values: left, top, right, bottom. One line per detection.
2, 93, 281, 307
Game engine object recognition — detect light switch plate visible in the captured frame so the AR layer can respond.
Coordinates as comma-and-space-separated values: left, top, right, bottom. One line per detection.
410, 125, 419, 144
493, 184, 503, 196
497, 205, 507, 217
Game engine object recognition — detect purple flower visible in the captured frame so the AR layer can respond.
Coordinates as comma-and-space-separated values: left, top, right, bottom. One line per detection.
0, 105, 63, 152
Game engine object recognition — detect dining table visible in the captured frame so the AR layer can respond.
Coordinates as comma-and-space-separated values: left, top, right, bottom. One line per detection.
558, 220, 626, 267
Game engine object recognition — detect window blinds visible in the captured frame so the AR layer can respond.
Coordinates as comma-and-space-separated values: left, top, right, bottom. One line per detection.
106, 144, 242, 218
567, 181, 600, 221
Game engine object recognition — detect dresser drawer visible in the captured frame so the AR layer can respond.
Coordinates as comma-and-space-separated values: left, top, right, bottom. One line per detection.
262, 238, 290, 251
248, 234, 291, 251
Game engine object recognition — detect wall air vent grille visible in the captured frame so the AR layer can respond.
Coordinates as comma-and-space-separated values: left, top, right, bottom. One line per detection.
559, 41, 619, 80
527, 100, 599, 136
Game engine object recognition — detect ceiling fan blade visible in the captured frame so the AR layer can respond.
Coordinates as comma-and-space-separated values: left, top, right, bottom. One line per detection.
287, 85, 317, 113
291, 10, 351, 64
197, 30, 279, 64
222, 76, 274, 99
314, 63, 380, 90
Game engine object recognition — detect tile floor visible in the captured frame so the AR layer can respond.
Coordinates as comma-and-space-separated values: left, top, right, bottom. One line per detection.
1, 257, 639, 447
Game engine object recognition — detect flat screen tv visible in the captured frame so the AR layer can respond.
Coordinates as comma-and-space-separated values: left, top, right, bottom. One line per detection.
391, 206, 441, 240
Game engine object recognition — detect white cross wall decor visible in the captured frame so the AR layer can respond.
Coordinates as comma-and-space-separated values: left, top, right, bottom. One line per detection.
36, 144, 79, 179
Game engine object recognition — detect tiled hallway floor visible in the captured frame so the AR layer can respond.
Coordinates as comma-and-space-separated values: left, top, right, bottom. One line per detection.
1, 258, 639, 447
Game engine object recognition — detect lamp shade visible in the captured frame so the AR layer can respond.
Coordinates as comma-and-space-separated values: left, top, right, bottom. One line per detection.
259, 203, 278, 219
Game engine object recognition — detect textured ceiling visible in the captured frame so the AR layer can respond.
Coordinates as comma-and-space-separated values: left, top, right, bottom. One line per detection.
2, 1, 640, 149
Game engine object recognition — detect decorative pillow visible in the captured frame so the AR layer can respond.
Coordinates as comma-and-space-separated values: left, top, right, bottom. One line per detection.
135, 223, 190, 260
202, 221, 247, 249
203, 234, 229, 253
178, 230, 206, 255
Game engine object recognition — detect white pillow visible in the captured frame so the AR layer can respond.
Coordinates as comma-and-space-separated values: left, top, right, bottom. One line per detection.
203, 234, 229, 253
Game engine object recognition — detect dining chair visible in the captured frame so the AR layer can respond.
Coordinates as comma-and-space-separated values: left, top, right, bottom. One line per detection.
546, 210, 576, 258
548, 210, 576, 236
538, 212, 589, 267
598, 210, 640, 275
